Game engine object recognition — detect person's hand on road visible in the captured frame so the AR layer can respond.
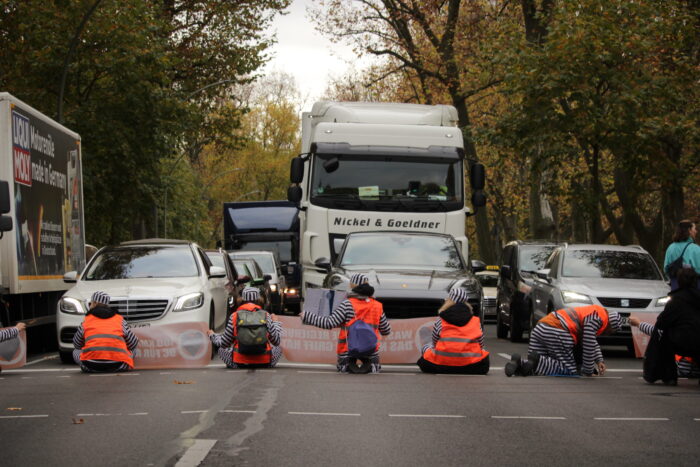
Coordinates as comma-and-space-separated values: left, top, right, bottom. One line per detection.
595, 361, 606, 376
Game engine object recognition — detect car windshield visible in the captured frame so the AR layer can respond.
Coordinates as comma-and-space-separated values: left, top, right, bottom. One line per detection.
232, 258, 261, 278
84, 246, 198, 280
234, 240, 293, 263
232, 253, 275, 275
477, 274, 499, 287
340, 234, 463, 270
519, 245, 556, 272
206, 252, 224, 269
311, 154, 463, 208
562, 250, 662, 280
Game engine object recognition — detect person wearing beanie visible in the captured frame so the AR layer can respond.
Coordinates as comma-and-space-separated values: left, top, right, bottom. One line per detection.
417, 288, 489, 374
506, 305, 621, 377
207, 286, 283, 369
73, 291, 139, 373
300, 273, 391, 373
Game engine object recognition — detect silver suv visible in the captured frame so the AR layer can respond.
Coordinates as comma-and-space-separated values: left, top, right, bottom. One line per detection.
530, 244, 670, 347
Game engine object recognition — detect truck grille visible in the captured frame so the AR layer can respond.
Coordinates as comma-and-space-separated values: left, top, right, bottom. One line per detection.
597, 297, 651, 309
110, 299, 169, 322
482, 297, 496, 308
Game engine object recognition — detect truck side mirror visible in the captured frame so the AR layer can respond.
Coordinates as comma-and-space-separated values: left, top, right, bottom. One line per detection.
0, 215, 11, 233
470, 163, 485, 190
471, 190, 486, 208
287, 185, 302, 203
0, 180, 10, 214
290, 157, 305, 184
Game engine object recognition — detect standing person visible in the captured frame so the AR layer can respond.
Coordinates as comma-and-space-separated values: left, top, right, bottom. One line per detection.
73, 291, 138, 373
417, 288, 489, 374
505, 305, 621, 377
632, 267, 700, 385
208, 286, 282, 369
664, 219, 700, 290
300, 273, 391, 373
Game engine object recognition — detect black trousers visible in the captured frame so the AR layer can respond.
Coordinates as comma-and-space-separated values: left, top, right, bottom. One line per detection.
416, 355, 490, 375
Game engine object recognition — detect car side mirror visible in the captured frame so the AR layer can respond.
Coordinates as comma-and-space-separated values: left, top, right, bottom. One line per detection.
237, 274, 251, 284
471, 259, 486, 273
314, 257, 331, 272
500, 265, 511, 280
63, 271, 78, 283
535, 269, 551, 281
209, 266, 226, 278
263, 274, 272, 282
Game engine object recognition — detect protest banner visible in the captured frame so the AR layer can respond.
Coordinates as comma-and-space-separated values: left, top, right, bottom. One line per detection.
0, 330, 26, 369
131, 322, 211, 369
629, 312, 658, 358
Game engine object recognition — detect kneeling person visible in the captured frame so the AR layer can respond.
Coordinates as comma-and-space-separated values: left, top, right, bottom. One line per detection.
208, 287, 282, 369
417, 288, 489, 374
73, 291, 138, 373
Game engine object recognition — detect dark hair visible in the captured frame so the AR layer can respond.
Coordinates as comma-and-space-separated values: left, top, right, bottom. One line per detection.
672, 219, 695, 242
677, 267, 699, 290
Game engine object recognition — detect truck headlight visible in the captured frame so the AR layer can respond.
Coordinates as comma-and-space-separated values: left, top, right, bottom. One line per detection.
655, 296, 670, 307
285, 288, 298, 296
59, 297, 85, 314
173, 292, 204, 311
561, 290, 592, 304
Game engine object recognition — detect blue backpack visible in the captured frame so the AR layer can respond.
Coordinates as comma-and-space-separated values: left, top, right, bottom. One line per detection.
346, 319, 378, 357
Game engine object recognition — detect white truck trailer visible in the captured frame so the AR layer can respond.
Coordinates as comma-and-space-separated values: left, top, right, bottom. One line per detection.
287, 101, 485, 293
0, 93, 85, 343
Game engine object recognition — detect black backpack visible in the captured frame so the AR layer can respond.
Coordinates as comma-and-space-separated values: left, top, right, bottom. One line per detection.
236, 309, 268, 355
665, 243, 691, 279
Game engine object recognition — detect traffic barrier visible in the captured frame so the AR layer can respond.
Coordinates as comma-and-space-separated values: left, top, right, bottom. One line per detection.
0, 331, 26, 369
130, 322, 211, 369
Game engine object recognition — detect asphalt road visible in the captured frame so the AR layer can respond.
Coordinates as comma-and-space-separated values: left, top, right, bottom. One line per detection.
2, 324, 699, 466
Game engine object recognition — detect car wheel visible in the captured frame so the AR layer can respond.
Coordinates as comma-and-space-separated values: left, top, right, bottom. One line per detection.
59, 350, 74, 365
509, 308, 524, 342
496, 307, 508, 339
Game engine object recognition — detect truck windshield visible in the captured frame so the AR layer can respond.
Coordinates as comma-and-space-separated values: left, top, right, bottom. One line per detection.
310, 154, 462, 211
84, 246, 199, 279
340, 234, 463, 270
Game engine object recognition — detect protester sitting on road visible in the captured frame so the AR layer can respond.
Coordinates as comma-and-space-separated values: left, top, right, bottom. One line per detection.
0, 321, 26, 374
505, 305, 621, 377
633, 267, 700, 385
300, 273, 391, 373
664, 219, 700, 290
73, 291, 139, 373
208, 286, 282, 369
416, 288, 489, 375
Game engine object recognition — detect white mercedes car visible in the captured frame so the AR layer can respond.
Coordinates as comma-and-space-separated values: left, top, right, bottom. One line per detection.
56, 239, 229, 363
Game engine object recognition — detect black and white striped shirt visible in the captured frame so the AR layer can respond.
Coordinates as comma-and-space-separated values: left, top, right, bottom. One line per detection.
0, 326, 19, 342
211, 311, 282, 349
559, 311, 604, 375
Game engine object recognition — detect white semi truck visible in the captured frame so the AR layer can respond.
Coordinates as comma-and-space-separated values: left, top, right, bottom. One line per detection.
0, 93, 85, 341
287, 101, 485, 293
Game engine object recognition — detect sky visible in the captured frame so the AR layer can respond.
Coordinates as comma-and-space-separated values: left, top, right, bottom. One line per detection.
262, 0, 365, 103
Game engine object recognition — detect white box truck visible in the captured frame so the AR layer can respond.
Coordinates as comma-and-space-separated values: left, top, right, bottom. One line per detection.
0, 93, 85, 343
287, 101, 485, 293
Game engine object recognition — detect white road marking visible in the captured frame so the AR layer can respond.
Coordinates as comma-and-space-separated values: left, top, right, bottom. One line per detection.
594, 417, 669, 421
389, 414, 466, 418
288, 411, 361, 417
160, 372, 173, 375
129, 413, 149, 416
57, 376, 71, 378
175, 439, 217, 467
498, 353, 513, 360
0, 414, 49, 419
25, 355, 57, 366
492, 416, 566, 420
695, 418, 700, 421
181, 410, 208, 414
20, 376, 34, 379
219, 410, 256, 414
297, 370, 333, 374
77, 413, 114, 417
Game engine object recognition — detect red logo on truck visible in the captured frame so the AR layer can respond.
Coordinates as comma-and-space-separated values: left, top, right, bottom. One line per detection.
12, 110, 32, 187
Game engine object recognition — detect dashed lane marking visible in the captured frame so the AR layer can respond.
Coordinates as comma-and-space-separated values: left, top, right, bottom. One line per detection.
175, 439, 217, 467
25, 355, 57, 366
492, 416, 566, 420
288, 411, 361, 417
181, 410, 208, 414
594, 417, 669, 421
0, 414, 49, 419
498, 353, 513, 360
219, 410, 256, 414
389, 414, 466, 418
129, 413, 148, 416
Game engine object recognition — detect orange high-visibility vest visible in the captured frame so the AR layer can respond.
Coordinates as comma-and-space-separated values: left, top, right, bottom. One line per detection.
423, 316, 489, 366
337, 297, 383, 355
548, 305, 610, 345
232, 302, 271, 365
80, 314, 134, 368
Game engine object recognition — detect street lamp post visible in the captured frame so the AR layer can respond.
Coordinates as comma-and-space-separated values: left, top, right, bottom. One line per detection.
234, 190, 261, 202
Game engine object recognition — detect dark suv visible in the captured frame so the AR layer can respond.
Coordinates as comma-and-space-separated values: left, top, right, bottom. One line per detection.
496, 240, 560, 341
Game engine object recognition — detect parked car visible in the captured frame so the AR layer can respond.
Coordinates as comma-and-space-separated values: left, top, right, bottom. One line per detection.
530, 243, 671, 348
476, 267, 499, 323
228, 255, 273, 311
56, 239, 230, 363
496, 241, 560, 341
317, 231, 483, 320
229, 251, 286, 313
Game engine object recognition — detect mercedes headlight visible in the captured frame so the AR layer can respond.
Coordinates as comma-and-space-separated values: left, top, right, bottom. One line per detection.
173, 292, 204, 312
561, 290, 592, 304
59, 297, 86, 314
655, 296, 670, 307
